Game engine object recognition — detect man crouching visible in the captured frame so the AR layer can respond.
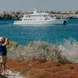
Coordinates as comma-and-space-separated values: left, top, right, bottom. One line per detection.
0, 37, 9, 75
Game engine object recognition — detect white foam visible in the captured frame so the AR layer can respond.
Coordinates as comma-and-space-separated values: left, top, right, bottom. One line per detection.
58, 39, 78, 63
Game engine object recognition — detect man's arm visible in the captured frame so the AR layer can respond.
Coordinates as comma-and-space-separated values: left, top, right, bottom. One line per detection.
2, 38, 9, 46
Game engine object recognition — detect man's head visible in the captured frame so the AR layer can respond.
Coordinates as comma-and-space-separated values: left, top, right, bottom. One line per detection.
0, 37, 5, 43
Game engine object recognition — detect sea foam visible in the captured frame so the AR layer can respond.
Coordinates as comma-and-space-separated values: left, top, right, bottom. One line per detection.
59, 39, 78, 63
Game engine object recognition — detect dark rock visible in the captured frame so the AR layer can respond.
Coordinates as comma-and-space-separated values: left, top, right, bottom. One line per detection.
0, 74, 7, 78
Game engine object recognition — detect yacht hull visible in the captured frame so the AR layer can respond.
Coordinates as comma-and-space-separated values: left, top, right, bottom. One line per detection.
14, 19, 66, 25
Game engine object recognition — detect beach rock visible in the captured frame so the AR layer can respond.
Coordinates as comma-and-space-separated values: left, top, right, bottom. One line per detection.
1, 70, 24, 78
0, 74, 6, 78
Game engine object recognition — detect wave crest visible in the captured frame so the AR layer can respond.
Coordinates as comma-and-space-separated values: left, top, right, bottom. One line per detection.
59, 39, 78, 63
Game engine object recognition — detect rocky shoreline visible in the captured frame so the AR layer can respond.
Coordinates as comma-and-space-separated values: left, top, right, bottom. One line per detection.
0, 41, 78, 78
1, 70, 24, 78
0, 59, 78, 78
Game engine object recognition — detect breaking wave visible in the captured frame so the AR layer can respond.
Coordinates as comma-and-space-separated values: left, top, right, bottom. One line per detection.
59, 38, 78, 63
7, 38, 78, 63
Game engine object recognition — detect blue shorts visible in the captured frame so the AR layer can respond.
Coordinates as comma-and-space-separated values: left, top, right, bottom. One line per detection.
0, 51, 7, 56
0, 42, 7, 56
0, 52, 3, 56
3, 51, 7, 56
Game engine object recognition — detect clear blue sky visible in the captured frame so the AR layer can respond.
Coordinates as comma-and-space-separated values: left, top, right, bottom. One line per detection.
0, 0, 78, 12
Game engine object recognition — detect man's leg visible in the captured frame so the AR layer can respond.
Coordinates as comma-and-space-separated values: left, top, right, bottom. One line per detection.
2, 56, 6, 75
0, 56, 3, 73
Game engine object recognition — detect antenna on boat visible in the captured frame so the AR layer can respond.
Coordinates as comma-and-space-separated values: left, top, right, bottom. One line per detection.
33, 8, 37, 13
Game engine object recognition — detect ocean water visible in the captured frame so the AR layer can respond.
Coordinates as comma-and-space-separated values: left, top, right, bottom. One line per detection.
0, 19, 78, 45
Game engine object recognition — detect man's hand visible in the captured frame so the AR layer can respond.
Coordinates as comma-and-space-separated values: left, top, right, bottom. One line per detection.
5, 38, 9, 44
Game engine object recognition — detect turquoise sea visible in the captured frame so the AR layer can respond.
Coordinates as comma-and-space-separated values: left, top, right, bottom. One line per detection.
0, 19, 78, 45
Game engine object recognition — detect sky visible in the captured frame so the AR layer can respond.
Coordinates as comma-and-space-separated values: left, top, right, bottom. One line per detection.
0, 0, 78, 12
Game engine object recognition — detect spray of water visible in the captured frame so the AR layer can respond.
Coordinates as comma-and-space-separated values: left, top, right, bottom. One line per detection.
58, 39, 78, 63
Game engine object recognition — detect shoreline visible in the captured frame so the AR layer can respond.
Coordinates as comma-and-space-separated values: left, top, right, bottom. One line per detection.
0, 41, 78, 78
0, 11, 78, 20
0, 59, 78, 78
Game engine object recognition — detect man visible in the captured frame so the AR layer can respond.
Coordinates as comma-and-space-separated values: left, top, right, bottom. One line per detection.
0, 37, 9, 75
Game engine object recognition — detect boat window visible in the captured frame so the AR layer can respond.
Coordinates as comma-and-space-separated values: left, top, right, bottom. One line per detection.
24, 19, 33, 20
29, 15, 30, 18
26, 15, 30, 17
44, 15, 47, 17
19, 19, 22, 21
51, 16, 54, 17
26, 15, 28, 17
45, 18, 50, 20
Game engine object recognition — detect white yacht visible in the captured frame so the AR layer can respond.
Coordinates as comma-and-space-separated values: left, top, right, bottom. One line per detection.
14, 10, 66, 25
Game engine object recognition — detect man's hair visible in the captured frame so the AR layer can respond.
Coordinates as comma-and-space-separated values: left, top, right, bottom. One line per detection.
0, 37, 3, 42
0, 37, 5, 43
